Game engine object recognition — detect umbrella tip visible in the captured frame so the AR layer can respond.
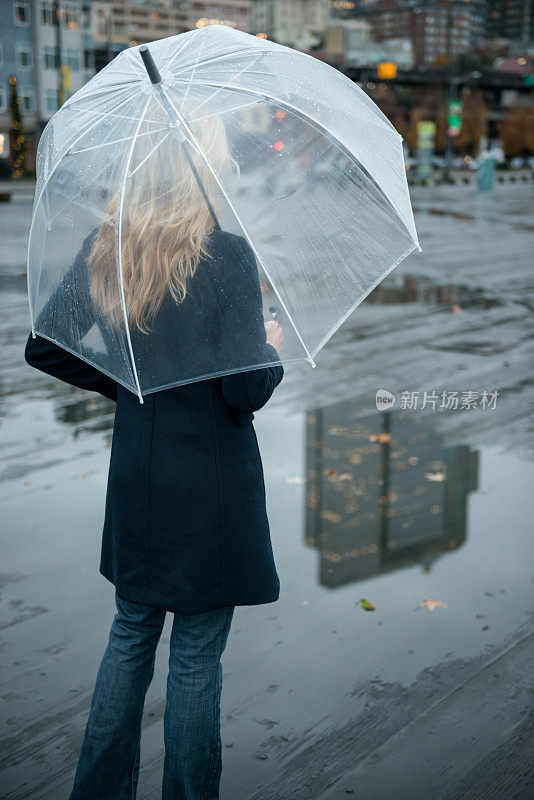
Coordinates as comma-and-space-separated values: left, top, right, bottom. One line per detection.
140, 46, 162, 85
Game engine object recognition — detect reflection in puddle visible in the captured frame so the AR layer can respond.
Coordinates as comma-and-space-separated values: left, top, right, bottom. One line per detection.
368, 274, 502, 309
55, 394, 115, 435
305, 402, 479, 588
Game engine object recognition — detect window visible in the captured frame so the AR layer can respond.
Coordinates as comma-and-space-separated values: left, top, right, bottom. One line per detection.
0, 86, 6, 112
46, 88, 59, 113
16, 43, 33, 69
66, 48, 79, 70
14, 1, 30, 26
43, 45, 59, 69
20, 86, 35, 112
41, 1, 54, 25
64, 3, 78, 28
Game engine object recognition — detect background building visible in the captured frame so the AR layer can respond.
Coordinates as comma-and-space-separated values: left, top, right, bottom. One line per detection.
187, 0, 251, 32
33, 0, 90, 126
323, 17, 412, 66
485, 0, 533, 43
0, 0, 38, 170
353, 0, 486, 66
89, 1, 189, 72
251, 0, 331, 50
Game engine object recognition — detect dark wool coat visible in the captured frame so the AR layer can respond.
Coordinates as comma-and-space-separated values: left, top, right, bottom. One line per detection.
25, 229, 284, 614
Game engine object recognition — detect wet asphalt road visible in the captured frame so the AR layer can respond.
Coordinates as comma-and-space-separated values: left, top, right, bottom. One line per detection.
1, 181, 533, 799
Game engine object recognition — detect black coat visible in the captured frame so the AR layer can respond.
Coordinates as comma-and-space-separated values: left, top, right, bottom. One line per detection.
25, 230, 284, 614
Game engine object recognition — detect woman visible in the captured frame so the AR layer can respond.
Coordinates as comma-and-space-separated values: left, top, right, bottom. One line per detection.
24, 107, 284, 799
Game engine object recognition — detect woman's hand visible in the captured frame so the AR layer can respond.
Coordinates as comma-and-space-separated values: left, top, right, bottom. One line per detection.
265, 320, 283, 353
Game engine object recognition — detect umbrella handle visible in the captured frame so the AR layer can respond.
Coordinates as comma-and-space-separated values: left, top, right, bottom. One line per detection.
140, 46, 161, 85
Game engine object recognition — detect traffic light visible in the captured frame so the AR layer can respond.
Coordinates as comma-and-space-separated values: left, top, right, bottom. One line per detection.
377, 62, 397, 80
447, 100, 462, 137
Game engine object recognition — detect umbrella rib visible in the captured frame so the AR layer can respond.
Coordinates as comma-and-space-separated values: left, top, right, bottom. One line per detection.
162, 27, 201, 72
161, 85, 316, 368
183, 54, 265, 119
69, 126, 168, 156
123, 46, 149, 76
178, 32, 208, 115
129, 131, 171, 177
172, 78, 416, 246
185, 98, 261, 125
310, 242, 419, 359
70, 105, 164, 125
114, 97, 152, 403
61, 79, 142, 109
27, 91, 143, 334
174, 47, 268, 75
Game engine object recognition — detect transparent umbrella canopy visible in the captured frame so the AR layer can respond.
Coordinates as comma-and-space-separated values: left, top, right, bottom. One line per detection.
27, 24, 420, 402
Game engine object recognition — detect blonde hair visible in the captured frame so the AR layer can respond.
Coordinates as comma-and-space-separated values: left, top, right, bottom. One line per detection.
89, 105, 237, 333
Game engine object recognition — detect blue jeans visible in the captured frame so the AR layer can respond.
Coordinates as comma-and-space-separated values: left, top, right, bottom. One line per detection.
68, 591, 234, 800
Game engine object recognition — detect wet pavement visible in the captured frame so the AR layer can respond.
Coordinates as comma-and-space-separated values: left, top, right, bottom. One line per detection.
1, 182, 533, 799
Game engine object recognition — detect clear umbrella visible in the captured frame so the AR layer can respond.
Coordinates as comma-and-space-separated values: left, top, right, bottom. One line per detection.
27, 24, 420, 402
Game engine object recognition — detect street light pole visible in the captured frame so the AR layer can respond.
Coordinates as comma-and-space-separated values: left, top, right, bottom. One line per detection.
443, 0, 454, 183
443, 69, 482, 183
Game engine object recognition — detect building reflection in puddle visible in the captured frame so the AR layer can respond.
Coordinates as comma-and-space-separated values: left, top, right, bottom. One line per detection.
367, 272, 502, 310
54, 394, 115, 440
305, 401, 479, 588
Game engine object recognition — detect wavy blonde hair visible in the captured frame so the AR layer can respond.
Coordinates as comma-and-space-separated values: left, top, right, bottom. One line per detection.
89, 104, 237, 333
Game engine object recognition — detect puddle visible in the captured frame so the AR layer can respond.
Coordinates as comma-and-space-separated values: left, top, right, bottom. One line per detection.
368, 273, 503, 309
412, 204, 534, 232
303, 403, 477, 589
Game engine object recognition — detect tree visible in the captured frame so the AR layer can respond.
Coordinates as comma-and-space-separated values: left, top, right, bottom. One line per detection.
498, 104, 534, 157
9, 75, 26, 178
455, 88, 487, 154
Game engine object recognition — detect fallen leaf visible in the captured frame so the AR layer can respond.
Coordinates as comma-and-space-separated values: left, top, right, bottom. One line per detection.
419, 598, 447, 612
424, 472, 446, 482
451, 304, 462, 313
370, 433, 391, 444
358, 598, 376, 611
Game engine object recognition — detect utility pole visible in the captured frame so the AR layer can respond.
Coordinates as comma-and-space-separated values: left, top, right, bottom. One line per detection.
106, 9, 114, 66
53, 1, 64, 106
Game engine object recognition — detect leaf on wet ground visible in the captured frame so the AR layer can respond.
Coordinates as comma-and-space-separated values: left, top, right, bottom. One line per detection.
424, 471, 446, 482
357, 598, 376, 611
323, 469, 353, 481
370, 432, 391, 443
419, 598, 447, 612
